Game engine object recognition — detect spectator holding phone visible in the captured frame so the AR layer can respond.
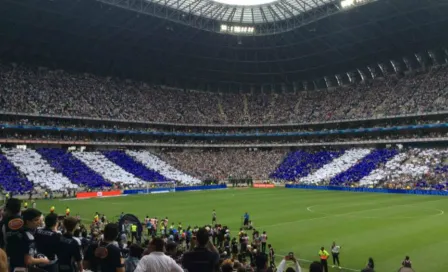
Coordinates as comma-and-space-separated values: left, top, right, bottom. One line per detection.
182, 227, 219, 272
277, 253, 301, 272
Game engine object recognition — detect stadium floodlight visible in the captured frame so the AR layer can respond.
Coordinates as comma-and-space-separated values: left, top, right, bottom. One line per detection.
341, 0, 355, 8
214, 0, 276, 5
341, 0, 373, 9
220, 24, 255, 34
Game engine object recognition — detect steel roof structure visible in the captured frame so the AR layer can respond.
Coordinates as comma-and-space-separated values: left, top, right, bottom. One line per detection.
98, 0, 341, 35
140, 0, 335, 23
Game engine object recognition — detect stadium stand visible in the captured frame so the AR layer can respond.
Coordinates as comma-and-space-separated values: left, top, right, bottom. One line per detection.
299, 149, 372, 184
2, 148, 78, 191
0, 64, 448, 125
102, 151, 170, 183
72, 151, 146, 186
125, 150, 200, 185
0, 153, 33, 193
37, 148, 112, 188
158, 149, 286, 180
270, 150, 344, 181
329, 149, 399, 185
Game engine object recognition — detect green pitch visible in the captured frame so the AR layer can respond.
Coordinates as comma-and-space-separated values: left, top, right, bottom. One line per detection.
36, 188, 448, 272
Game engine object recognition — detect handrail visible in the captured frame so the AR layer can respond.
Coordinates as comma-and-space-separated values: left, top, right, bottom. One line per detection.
0, 137, 446, 148
1, 110, 447, 128
1, 122, 447, 137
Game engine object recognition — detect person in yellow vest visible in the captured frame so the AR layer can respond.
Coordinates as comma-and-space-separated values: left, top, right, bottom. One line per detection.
44, 191, 48, 199
23, 201, 28, 209
131, 223, 138, 243
319, 246, 330, 272
94, 213, 99, 223
5, 193, 9, 201
178, 222, 182, 231
50, 206, 55, 213
65, 207, 70, 216
160, 223, 165, 236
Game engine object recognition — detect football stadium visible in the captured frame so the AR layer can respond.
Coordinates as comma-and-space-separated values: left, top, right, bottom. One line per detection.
1, 0, 448, 271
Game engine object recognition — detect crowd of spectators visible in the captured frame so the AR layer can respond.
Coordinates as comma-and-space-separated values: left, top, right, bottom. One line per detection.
1, 63, 447, 125
0, 198, 314, 272
159, 149, 287, 181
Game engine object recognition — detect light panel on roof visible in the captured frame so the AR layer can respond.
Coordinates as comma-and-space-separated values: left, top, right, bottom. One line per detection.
213, 0, 277, 5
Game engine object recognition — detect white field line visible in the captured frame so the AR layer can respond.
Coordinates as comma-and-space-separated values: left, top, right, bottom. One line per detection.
258, 198, 446, 229
275, 251, 361, 272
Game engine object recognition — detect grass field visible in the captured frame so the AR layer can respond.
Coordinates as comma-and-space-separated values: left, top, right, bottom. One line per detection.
36, 188, 448, 272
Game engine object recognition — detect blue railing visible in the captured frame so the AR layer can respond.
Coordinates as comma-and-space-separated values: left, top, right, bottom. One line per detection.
1, 123, 447, 138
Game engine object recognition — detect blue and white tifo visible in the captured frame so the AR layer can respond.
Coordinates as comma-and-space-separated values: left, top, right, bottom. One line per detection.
0, 148, 447, 193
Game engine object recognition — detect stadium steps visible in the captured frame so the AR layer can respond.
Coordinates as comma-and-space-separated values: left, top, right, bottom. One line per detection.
72, 151, 145, 186
330, 148, 398, 185
37, 148, 111, 188
103, 151, 169, 182
3, 148, 78, 191
300, 148, 372, 184
0, 152, 33, 193
125, 150, 200, 185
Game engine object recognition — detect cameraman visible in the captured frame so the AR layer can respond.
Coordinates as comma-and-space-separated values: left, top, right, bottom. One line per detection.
277, 253, 301, 272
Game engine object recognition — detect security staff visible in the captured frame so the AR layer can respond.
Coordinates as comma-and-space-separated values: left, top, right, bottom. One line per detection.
131, 223, 138, 243
65, 207, 70, 217
318, 246, 330, 272
0, 198, 23, 251
11, 208, 50, 272
331, 241, 341, 269
50, 206, 55, 214
35, 213, 61, 272
24, 201, 28, 209
58, 217, 83, 272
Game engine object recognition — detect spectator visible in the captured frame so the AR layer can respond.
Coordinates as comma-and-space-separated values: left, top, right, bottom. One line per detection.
34, 212, 61, 272
134, 237, 183, 272
361, 257, 375, 272
182, 227, 220, 272
58, 217, 83, 272
0, 249, 6, 272
124, 244, 143, 272
83, 223, 125, 272
402, 256, 412, 268
254, 249, 268, 272
309, 261, 323, 272
276, 254, 302, 272
15, 208, 50, 271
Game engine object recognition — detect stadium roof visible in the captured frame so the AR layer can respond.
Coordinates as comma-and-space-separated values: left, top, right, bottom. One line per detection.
1, 0, 448, 91
98, 0, 342, 35
138, 0, 336, 24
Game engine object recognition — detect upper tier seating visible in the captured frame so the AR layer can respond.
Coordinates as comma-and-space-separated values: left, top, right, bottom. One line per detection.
1, 63, 447, 124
